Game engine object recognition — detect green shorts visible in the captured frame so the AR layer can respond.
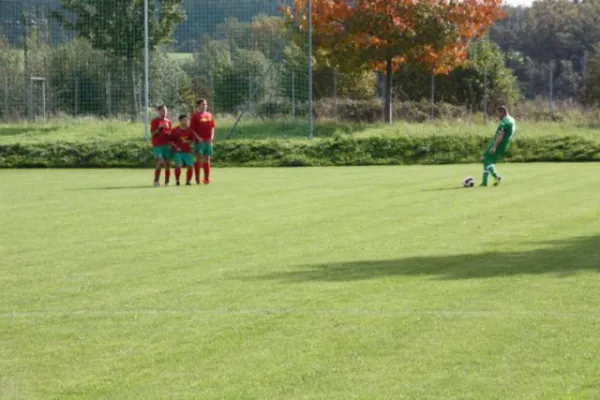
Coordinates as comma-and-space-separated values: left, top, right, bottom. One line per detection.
174, 152, 194, 167
482, 142, 507, 165
193, 142, 214, 157
153, 145, 172, 161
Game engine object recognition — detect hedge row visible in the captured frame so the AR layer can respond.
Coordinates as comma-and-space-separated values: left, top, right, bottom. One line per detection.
1, 135, 599, 168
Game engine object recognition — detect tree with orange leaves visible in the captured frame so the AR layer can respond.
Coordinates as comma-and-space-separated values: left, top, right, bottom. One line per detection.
282, 0, 505, 122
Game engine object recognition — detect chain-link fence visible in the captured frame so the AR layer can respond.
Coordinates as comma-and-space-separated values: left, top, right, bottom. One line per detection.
0, 0, 313, 137
1, 0, 148, 122
0, 0, 587, 134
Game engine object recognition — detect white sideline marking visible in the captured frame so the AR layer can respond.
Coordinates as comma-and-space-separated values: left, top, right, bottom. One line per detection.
1, 309, 600, 320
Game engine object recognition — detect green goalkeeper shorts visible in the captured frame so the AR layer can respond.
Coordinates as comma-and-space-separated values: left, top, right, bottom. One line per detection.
152, 145, 172, 161
193, 142, 214, 157
174, 152, 194, 167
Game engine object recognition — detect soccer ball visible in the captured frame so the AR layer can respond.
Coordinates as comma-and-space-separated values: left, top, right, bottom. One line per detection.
463, 176, 475, 187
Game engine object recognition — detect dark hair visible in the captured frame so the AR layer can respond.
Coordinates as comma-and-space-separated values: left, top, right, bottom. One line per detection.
156, 104, 166, 111
196, 98, 206, 106
178, 114, 187, 121
497, 105, 508, 114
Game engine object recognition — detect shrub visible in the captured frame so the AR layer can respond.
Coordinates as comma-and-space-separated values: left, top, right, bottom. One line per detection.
1, 134, 598, 168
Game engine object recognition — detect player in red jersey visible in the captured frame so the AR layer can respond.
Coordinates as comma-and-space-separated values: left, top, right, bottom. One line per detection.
150, 105, 173, 187
189, 98, 215, 184
170, 114, 195, 186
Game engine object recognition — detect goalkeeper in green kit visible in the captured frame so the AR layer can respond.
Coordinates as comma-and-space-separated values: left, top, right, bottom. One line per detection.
481, 105, 516, 186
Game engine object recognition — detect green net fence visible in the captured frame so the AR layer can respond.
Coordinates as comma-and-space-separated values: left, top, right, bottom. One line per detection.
0, 0, 313, 138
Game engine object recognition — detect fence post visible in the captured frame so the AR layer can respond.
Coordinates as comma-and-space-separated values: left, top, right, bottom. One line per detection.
291, 71, 296, 118
430, 73, 435, 119
307, 0, 314, 139
106, 72, 112, 118
74, 74, 80, 115
138, 75, 143, 119
209, 73, 215, 114
21, 12, 33, 121
549, 60, 554, 118
42, 79, 46, 122
2, 77, 8, 122
333, 68, 338, 119
483, 67, 488, 123
248, 78, 252, 112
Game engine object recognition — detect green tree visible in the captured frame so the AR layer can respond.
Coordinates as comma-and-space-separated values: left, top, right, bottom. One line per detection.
213, 49, 269, 112
186, 37, 232, 109
520, 1, 576, 63
150, 47, 192, 113
52, 0, 185, 120
582, 43, 600, 105
0, 30, 25, 120
493, 0, 600, 100
47, 38, 108, 115
555, 59, 581, 100
312, 69, 377, 101
216, 17, 251, 50
249, 14, 285, 60
393, 39, 520, 111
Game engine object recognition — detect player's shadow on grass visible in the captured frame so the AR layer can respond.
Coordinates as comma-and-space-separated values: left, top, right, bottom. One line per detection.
253, 235, 600, 281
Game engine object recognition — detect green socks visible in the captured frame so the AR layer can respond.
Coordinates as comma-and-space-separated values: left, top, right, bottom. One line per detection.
482, 164, 499, 186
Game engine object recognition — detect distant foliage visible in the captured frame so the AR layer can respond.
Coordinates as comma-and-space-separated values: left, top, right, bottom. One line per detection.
393, 39, 521, 111
6, 0, 600, 120
52, 0, 185, 119
490, 0, 600, 101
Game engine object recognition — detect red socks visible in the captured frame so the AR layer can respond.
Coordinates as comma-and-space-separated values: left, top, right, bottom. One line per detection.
175, 167, 193, 184
154, 167, 161, 183
165, 165, 171, 184
194, 161, 201, 183
203, 162, 210, 181
165, 164, 207, 185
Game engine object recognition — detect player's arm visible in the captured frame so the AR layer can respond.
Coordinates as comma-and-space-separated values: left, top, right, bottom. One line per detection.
490, 129, 504, 154
191, 131, 203, 143
164, 120, 173, 137
208, 118, 215, 142
189, 120, 202, 142
151, 120, 163, 137
170, 130, 182, 151
189, 115, 202, 142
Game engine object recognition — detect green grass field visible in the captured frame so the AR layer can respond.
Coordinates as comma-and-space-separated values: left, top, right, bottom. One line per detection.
1, 117, 599, 144
2, 164, 600, 399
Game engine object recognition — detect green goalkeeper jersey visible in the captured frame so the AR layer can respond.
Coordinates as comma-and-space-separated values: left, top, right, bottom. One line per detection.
495, 115, 516, 149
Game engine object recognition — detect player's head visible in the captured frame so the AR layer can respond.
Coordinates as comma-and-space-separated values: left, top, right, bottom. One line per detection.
196, 98, 207, 112
178, 114, 189, 127
497, 105, 508, 119
157, 104, 167, 118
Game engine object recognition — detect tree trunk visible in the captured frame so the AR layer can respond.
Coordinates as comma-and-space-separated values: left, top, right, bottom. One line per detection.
127, 55, 137, 122
383, 58, 393, 123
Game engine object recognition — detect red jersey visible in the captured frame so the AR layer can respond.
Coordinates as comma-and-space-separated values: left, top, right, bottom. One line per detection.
150, 117, 172, 147
190, 111, 215, 141
171, 126, 194, 153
